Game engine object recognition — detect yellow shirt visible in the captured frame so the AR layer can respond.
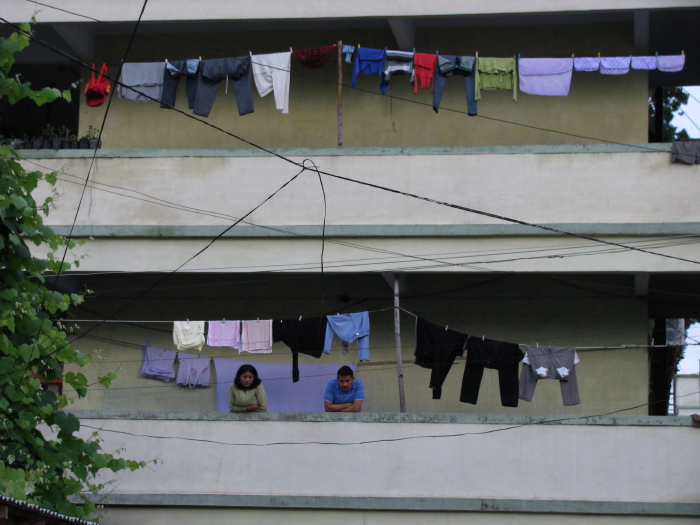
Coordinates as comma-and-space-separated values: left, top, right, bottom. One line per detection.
227, 383, 268, 412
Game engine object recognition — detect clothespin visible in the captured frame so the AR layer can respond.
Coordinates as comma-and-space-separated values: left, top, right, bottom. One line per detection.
572, 54, 575, 58
165, 58, 168, 63
290, 47, 293, 52
199, 56, 202, 61
256, 317, 259, 322
223, 318, 226, 323
299, 315, 302, 321
475, 51, 479, 59
482, 335, 485, 341
682, 50, 685, 56
598, 52, 601, 58
445, 325, 448, 331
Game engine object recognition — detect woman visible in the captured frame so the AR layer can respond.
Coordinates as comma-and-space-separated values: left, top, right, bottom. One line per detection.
227, 364, 268, 412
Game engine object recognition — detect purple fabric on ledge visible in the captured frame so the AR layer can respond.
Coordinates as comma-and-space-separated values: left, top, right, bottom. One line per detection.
214, 358, 356, 412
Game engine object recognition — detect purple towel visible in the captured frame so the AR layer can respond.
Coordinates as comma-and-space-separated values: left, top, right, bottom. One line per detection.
600, 56, 631, 75
207, 320, 241, 348
573, 57, 600, 72
657, 54, 685, 73
631, 56, 657, 70
518, 58, 573, 96
214, 358, 356, 412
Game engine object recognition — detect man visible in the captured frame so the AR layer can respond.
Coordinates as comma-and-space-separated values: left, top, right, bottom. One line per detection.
324, 365, 364, 412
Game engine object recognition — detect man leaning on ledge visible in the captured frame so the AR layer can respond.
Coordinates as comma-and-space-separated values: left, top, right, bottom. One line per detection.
324, 365, 364, 412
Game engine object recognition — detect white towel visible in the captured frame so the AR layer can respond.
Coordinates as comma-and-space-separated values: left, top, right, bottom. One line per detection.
631, 56, 657, 70
240, 319, 273, 353
573, 57, 600, 72
250, 51, 292, 114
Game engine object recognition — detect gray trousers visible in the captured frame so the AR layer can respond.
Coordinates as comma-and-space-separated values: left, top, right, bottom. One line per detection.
193, 56, 254, 117
519, 345, 580, 406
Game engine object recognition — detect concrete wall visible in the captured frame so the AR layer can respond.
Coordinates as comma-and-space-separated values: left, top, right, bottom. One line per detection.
21, 146, 700, 273
66, 412, 699, 523
73, 23, 647, 149
64, 273, 650, 415
8, 0, 699, 22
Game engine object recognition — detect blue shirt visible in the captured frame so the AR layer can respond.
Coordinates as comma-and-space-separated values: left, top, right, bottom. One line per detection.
324, 378, 365, 404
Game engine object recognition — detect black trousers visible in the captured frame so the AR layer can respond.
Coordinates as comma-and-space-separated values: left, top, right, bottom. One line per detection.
460, 337, 523, 407
414, 317, 469, 399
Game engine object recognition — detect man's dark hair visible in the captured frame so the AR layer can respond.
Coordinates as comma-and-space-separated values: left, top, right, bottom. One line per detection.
337, 365, 354, 378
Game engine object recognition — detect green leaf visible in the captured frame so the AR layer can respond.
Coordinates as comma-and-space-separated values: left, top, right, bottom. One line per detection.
53, 411, 80, 437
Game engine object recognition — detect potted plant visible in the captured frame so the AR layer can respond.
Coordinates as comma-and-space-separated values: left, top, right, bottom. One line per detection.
58, 126, 71, 149
68, 134, 78, 149
79, 125, 100, 149
31, 135, 43, 149
42, 124, 56, 149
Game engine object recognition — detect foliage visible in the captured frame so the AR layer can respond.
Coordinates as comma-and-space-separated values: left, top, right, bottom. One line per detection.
0, 23, 145, 520
649, 86, 691, 142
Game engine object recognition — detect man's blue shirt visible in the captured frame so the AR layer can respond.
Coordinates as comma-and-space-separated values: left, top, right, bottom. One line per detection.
324, 378, 364, 404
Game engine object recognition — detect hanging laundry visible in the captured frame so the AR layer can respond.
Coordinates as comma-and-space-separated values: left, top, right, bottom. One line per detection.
251, 51, 292, 114
475, 57, 518, 102
573, 57, 600, 72
342, 45, 355, 64
140, 346, 177, 382
160, 59, 200, 110
382, 50, 414, 93
240, 319, 273, 353
207, 320, 241, 349
671, 141, 700, 164
657, 54, 685, 73
293, 45, 336, 69
193, 56, 254, 117
433, 55, 477, 115
630, 56, 657, 70
118, 62, 164, 102
324, 312, 370, 362
273, 317, 328, 382
460, 336, 523, 407
518, 57, 573, 97
176, 352, 211, 387
414, 317, 469, 400
599, 56, 631, 75
412, 53, 437, 95
519, 345, 580, 406
352, 47, 386, 94
173, 321, 205, 352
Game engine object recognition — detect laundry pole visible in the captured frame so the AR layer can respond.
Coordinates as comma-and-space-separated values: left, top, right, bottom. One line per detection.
394, 273, 406, 412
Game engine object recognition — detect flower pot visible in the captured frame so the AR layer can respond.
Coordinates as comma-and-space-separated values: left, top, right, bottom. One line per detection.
51, 138, 63, 149
12, 140, 24, 150
32, 139, 43, 149
89, 138, 101, 149
70, 141, 79, 149
42, 139, 51, 149
78, 138, 90, 149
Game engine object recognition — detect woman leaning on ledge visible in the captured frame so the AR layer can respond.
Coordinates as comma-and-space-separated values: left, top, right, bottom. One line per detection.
227, 364, 268, 412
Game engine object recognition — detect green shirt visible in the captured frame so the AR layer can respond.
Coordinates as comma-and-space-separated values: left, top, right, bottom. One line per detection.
227, 383, 268, 412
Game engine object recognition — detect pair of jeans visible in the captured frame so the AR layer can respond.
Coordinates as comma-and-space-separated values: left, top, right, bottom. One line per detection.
193, 56, 254, 117
433, 55, 477, 116
160, 59, 200, 110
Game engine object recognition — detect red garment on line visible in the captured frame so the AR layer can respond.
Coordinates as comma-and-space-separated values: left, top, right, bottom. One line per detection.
413, 53, 437, 94
292, 45, 336, 69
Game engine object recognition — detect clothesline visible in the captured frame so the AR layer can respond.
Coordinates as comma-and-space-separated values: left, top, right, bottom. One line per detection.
63, 304, 683, 353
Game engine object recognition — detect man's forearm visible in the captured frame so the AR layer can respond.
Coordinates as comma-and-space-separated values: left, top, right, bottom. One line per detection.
325, 402, 353, 412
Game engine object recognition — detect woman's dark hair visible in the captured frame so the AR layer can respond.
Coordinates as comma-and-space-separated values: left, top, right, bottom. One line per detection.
234, 364, 261, 389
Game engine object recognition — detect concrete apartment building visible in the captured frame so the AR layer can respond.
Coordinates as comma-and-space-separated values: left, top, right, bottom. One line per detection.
4, 0, 700, 523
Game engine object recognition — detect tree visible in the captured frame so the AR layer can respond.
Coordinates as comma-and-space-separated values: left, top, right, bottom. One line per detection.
0, 23, 144, 519
649, 86, 691, 142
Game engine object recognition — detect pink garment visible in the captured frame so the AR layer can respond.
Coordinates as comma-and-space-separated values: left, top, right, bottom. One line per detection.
657, 54, 685, 73
600, 56, 631, 75
240, 319, 273, 353
518, 58, 573, 96
207, 320, 241, 348
573, 57, 600, 72
631, 56, 657, 70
